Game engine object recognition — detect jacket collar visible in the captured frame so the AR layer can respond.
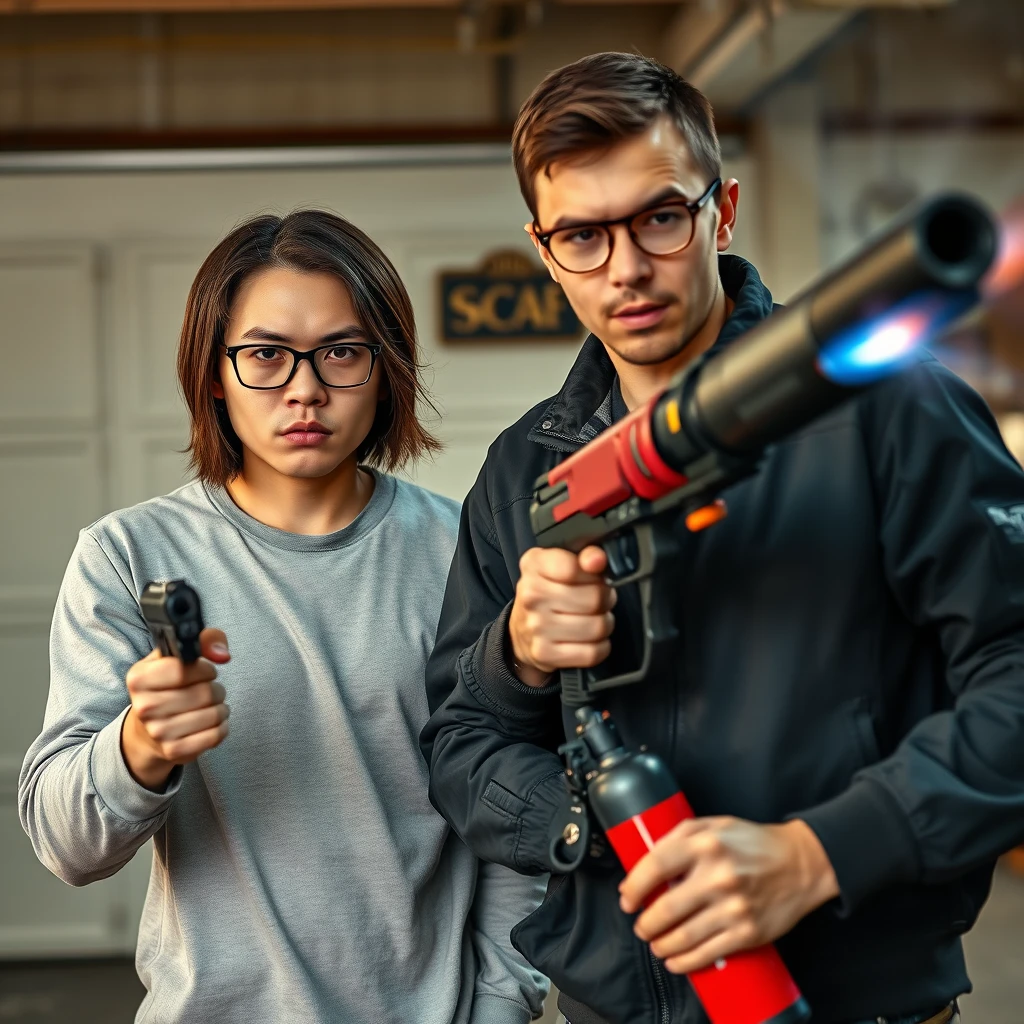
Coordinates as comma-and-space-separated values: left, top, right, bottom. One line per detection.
527, 254, 777, 452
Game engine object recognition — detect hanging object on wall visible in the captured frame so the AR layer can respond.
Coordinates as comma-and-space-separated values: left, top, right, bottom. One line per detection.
438, 249, 584, 344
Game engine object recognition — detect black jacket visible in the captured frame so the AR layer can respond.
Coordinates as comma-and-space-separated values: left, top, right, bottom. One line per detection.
420, 256, 1024, 1024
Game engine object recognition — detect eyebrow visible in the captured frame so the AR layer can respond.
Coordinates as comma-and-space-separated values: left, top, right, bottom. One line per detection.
547, 186, 692, 231
239, 325, 367, 344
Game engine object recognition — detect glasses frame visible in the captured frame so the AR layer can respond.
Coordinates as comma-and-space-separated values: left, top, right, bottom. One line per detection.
534, 177, 723, 274
222, 341, 383, 391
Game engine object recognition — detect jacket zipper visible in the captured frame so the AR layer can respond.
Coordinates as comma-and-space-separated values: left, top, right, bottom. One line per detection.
649, 948, 671, 1024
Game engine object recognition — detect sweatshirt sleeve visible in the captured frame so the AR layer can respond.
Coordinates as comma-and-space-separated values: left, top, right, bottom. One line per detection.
420, 458, 577, 877
796, 358, 1024, 912
18, 529, 183, 887
468, 860, 550, 1024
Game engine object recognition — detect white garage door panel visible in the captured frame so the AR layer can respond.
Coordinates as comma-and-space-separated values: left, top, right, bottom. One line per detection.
113, 244, 212, 427
0, 624, 51, 784
0, 805, 134, 958
405, 417, 516, 503
0, 438, 104, 604
114, 434, 193, 512
0, 247, 99, 430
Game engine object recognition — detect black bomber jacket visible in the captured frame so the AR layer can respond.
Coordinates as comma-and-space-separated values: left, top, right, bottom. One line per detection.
420, 255, 1024, 1024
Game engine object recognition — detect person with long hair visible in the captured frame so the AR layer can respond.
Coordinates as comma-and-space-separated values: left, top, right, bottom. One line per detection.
21, 210, 547, 1024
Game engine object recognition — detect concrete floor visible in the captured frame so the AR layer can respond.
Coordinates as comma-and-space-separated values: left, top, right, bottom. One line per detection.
1, 865, 1021, 1024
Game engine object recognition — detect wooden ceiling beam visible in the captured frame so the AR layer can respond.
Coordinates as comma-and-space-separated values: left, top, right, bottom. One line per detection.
1, 0, 682, 12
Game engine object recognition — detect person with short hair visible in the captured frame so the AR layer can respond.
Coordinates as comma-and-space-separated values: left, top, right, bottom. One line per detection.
421, 52, 1024, 1024
20, 210, 548, 1024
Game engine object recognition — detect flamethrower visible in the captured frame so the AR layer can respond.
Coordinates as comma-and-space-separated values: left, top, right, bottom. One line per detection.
528, 194, 997, 1024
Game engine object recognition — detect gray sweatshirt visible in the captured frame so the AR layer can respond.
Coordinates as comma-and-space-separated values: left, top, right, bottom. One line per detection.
19, 474, 548, 1024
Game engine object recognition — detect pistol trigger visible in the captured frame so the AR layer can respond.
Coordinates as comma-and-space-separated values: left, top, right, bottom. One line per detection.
603, 532, 640, 581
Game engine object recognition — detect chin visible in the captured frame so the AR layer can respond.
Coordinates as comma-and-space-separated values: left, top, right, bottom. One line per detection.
608, 326, 688, 367
269, 452, 349, 480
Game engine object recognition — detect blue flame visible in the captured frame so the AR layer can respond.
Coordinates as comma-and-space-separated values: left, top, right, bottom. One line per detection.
817, 291, 976, 386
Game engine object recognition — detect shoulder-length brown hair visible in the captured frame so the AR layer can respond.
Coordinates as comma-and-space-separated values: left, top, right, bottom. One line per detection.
178, 209, 441, 486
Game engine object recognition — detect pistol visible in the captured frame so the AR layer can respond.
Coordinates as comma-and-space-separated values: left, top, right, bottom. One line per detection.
140, 580, 205, 664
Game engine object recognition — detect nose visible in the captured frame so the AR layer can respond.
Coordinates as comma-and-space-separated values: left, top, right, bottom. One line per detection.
605, 224, 653, 289
284, 355, 328, 406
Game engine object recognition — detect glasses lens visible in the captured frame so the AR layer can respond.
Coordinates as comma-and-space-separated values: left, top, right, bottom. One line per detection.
633, 205, 695, 256
549, 226, 610, 273
315, 344, 374, 387
234, 346, 296, 388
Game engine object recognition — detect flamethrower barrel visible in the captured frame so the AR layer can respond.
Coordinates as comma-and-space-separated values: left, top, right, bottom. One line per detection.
651, 194, 998, 471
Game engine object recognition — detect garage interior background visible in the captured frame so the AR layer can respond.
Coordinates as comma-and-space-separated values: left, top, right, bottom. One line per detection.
0, 1, 1022, 1022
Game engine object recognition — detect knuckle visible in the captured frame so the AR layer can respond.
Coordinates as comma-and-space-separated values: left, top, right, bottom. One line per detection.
697, 832, 725, 858
728, 895, 751, 922
161, 740, 184, 761
147, 720, 169, 741
714, 867, 740, 896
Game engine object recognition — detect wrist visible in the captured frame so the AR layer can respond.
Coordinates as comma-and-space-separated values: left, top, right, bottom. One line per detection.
505, 620, 554, 688
121, 709, 175, 791
513, 656, 554, 688
786, 818, 841, 909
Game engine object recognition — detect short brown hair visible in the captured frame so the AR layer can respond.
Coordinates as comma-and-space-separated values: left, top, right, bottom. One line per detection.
178, 209, 441, 486
512, 52, 721, 218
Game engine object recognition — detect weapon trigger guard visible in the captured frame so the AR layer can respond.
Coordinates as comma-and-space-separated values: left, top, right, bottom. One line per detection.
560, 518, 683, 704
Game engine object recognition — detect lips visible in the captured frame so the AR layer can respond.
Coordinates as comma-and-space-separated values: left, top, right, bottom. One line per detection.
282, 421, 330, 435
612, 303, 669, 330
281, 421, 332, 447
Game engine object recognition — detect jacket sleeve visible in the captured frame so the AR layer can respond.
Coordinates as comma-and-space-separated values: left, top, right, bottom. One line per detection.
421, 458, 576, 876
18, 530, 182, 886
797, 357, 1024, 912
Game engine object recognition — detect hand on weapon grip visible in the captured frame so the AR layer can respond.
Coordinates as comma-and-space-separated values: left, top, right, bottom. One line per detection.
121, 628, 232, 790
509, 545, 618, 687
619, 816, 840, 975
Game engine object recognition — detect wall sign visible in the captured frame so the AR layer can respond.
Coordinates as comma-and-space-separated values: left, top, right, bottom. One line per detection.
439, 249, 583, 344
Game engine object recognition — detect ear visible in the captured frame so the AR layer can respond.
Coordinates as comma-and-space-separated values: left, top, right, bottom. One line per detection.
525, 223, 560, 283
715, 178, 740, 252
377, 374, 390, 406
211, 379, 225, 400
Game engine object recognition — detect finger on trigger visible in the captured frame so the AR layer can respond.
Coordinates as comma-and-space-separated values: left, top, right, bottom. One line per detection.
536, 547, 590, 584
578, 545, 609, 575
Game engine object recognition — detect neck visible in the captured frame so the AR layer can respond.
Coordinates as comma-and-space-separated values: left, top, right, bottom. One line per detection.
226, 453, 374, 535
613, 282, 732, 411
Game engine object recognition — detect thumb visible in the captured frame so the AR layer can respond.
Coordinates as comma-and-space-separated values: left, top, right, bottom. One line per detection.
578, 545, 608, 576
200, 628, 231, 663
